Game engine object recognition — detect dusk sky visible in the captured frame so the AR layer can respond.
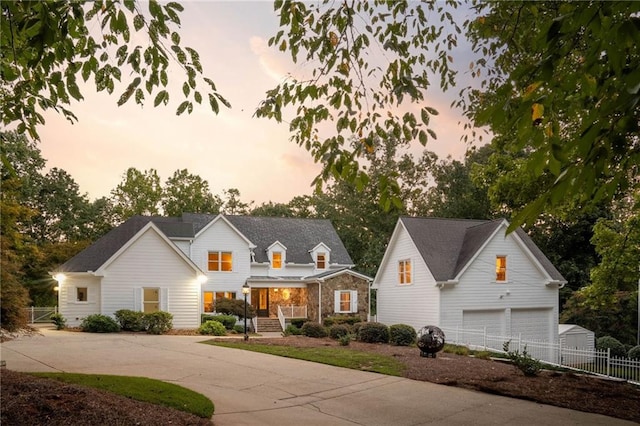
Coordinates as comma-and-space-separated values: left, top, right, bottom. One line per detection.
37, 1, 479, 206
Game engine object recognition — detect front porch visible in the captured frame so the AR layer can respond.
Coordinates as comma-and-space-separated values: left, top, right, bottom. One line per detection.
250, 286, 309, 333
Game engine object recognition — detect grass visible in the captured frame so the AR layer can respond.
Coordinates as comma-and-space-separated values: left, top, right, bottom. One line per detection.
207, 341, 406, 376
31, 373, 214, 418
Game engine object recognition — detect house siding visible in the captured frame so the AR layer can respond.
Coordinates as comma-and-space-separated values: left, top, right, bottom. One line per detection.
100, 228, 200, 328
375, 225, 440, 332
58, 275, 101, 327
440, 228, 559, 343
193, 219, 252, 304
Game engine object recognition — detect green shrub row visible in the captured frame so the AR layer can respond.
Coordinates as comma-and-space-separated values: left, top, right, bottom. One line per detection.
323, 315, 363, 327
201, 314, 237, 330
214, 298, 256, 319
198, 320, 227, 336
73, 310, 173, 334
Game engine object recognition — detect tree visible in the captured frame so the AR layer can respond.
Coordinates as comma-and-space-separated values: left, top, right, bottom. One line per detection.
561, 190, 640, 345
257, 1, 639, 231
1, 0, 229, 141
110, 167, 162, 222
464, 1, 640, 230
220, 188, 253, 215
162, 169, 222, 216
425, 145, 493, 219
256, 0, 461, 210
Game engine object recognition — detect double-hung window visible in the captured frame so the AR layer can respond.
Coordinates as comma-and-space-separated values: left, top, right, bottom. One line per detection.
398, 260, 412, 285
496, 256, 507, 282
316, 253, 326, 269
272, 252, 282, 269
208, 251, 233, 272
334, 290, 357, 313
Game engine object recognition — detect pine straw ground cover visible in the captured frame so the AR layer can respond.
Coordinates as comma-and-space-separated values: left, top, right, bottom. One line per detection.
2, 331, 639, 424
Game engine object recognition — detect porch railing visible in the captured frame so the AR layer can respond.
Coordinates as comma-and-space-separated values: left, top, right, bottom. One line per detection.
277, 306, 286, 331
278, 305, 307, 319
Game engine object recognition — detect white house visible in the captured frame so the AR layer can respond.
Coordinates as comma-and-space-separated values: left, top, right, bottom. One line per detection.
53, 214, 371, 329
372, 217, 567, 344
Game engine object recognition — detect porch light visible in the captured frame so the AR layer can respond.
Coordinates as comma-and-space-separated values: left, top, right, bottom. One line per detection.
242, 283, 250, 341
53, 286, 59, 292
54, 273, 65, 283
197, 274, 207, 284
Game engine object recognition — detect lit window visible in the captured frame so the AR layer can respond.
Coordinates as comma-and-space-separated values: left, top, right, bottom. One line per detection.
398, 260, 412, 284
143, 288, 159, 313
208, 251, 233, 271
317, 253, 326, 269
215, 292, 237, 300
496, 256, 507, 281
334, 290, 357, 313
203, 291, 214, 312
272, 252, 282, 269
76, 287, 87, 302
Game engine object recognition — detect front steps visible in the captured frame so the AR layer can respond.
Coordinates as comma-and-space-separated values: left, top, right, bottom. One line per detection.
257, 317, 282, 333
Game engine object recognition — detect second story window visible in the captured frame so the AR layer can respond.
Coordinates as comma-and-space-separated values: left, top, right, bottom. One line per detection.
316, 253, 326, 269
496, 256, 507, 281
272, 252, 282, 269
398, 260, 412, 285
208, 251, 233, 272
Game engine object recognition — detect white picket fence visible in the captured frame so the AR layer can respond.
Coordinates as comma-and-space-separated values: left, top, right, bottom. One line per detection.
24, 306, 58, 323
441, 326, 640, 385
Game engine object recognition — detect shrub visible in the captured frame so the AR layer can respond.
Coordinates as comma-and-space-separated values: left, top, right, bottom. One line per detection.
627, 345, 640, 360
351, 321, 365, 336
389, 324, 417, 346
283, 324, 302, 336
234, 324, 246, 334
329, 324, 350, 339
0, 280, 30, 331
596, 336, 627, 358
198, 320, 227, 336
324, 315, 362, 327
503, 341, 542, 377
142, 311, 173, 335
291, 318, 307, 328
357, 322, 389, 344
80, 314, 120, 333
50, 313, 66, 330
201, 314, 236, 330
214, 298, 256, 318
301, 322, 328, 338
339, 334, 351, 346
114, 309, 145, 331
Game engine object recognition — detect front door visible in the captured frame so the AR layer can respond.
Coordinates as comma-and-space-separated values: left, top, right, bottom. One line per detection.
252, 288, 269, 317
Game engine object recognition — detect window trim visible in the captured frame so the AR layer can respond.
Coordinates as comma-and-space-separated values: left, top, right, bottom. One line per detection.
334, 290, 357, 313
398, 259, 412, 285
208, 251, 233, 272
203, 291, 214, 313
496, 255, 507, 282
272, 251, 282, 269
76, 287, 88, 303
143, 287, 160, 313
316, 252, 326, 269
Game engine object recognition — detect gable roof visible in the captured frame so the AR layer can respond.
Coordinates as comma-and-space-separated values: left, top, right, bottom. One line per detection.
56, 214, 353, 272
398, 217, 565, 283
55, 216, 196, 273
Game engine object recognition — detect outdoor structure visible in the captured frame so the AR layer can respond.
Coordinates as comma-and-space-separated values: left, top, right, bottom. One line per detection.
372, 217, 567, 344
53, 214, 371, 329
559, 324, 595, 350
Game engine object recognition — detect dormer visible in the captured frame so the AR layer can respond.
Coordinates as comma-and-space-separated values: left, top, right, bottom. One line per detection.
310, 243, 331, 270
267, 241, 287, 270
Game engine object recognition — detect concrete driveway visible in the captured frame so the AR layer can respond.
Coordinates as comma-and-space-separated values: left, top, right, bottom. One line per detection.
1, 327, 632, 426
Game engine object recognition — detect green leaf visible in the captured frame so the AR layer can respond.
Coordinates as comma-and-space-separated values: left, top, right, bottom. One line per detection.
176, 100, 190, 115
208, 94, 219, 114
154, 90, 168, 107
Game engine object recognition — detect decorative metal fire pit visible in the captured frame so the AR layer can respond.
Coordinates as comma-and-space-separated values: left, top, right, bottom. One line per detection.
417, 326, 446, 358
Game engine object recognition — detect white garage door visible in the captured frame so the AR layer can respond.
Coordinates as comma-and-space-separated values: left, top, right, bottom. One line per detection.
462, 310, 505, 346
510, 308, 552, 342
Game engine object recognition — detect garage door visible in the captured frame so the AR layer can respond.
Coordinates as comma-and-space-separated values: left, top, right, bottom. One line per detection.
510, 308, 552, 342
462, 310, 505, 346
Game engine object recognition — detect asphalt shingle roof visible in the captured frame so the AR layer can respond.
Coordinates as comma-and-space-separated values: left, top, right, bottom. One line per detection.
56, 214, 353, 272
399, 217, 565, 282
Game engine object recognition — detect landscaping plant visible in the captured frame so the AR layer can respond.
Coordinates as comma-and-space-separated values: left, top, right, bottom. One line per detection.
80, 314, 120, 333
503, 341, 542, 377
596, 336, 628, 358
301, 322, 328, 338
142, 311, 173, 335
389, 324, 417, 346
329, 324, 350, 339
357, 322, 390, 344
198, 320, 227, 336
50, 313, 66, 330
114, 309, 145, 331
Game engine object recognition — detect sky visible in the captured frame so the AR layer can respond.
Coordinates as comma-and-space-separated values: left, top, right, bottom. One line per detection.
37, 1, 479, 206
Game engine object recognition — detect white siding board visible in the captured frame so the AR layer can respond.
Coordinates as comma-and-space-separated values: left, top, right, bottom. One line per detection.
101, 228, 200, 328
375, 226, 440, 331
440, 228, 558, 343
58, 275, 101, 327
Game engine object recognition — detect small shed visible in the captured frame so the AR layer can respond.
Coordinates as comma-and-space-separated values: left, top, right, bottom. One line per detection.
559, 324, 595, 350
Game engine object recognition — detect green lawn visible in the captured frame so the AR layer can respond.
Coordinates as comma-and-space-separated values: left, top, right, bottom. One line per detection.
207, 341, 405, 376
31, 373, 214, 418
